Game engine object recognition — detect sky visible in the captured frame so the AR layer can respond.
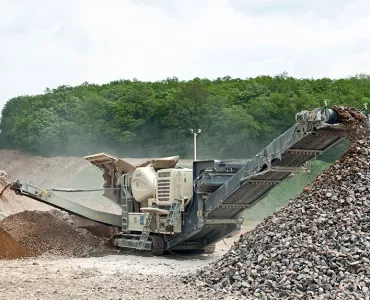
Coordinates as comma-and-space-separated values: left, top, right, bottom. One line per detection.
1, 0, 370, 110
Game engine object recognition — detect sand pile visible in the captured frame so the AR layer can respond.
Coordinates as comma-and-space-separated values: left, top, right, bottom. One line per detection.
0, 210, 113, 257
194, 107, 370, 299
0, 226, 30, 259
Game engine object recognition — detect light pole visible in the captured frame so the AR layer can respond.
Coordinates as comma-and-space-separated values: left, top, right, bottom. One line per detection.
190, 129, 201, 161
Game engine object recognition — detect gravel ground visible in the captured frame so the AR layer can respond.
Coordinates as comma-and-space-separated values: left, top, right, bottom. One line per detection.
0, 255, 221, 300
0, 224, 259, 300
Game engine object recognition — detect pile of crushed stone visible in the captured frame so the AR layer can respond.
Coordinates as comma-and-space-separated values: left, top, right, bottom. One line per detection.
194, 109, 370, 299
0, 210, 114, 257
0, 226, 30, 259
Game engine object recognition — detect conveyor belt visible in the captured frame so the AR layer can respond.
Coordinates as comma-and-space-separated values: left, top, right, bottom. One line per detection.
10, 181, 122, 227
168, 113, 349, 248
203, 124, 345, 220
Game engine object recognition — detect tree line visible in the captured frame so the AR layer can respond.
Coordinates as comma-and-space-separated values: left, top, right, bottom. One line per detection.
0, 74, 369, 160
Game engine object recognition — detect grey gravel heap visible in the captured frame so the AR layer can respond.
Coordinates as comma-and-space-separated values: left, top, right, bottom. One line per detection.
195, 108, 370, 299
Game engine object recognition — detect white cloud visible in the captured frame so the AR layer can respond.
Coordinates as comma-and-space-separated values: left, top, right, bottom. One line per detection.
1, 0, 370, 111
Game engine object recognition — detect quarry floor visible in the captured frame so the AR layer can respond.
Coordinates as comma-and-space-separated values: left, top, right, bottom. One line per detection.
0, 228, 257, 300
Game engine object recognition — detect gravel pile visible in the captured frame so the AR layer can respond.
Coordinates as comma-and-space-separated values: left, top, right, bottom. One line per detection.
195, 107, 370, 299
0, 210, 113, 257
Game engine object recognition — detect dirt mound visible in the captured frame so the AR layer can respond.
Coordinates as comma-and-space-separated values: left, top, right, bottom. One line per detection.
0, 210, 113, 257
195, 109, 370, 299
0, 226, 31, 259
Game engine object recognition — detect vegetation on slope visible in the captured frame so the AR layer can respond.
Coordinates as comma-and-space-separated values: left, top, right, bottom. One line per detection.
1, 74, 369, 159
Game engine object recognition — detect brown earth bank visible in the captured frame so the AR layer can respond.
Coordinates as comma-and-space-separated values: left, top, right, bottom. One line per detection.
0, 226, 31, 260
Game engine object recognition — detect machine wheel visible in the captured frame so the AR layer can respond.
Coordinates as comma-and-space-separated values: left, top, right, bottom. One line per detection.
204, 244, 216, 254
151, 235, 165, 256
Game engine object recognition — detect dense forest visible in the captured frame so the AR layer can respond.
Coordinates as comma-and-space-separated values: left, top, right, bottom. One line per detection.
0, 74, 369, 159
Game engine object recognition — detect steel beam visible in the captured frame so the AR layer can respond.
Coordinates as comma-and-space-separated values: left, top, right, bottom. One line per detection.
247, 179, 282, 185
271, 166, 309, 173
218, 204, 250, 209
10, 181, 122, 227
315, 129, 348, 137
204, 219, 243, 224
287, 149, 324, 155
